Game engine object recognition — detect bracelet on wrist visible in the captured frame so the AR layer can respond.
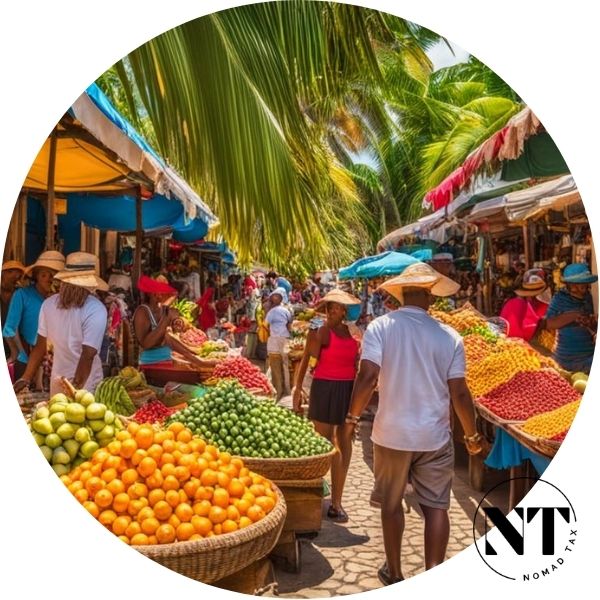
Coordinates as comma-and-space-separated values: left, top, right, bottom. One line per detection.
345, 414, 360, 425
464, 432, 482, 444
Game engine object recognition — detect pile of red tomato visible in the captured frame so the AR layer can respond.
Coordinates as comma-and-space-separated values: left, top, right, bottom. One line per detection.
213, 357, 274, 395
478, 370, 581, 421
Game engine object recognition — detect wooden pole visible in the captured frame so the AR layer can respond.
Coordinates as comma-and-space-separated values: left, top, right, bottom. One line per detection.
46, 129, 58, 250
134, 189, 143, 293
522, 223, 531, 269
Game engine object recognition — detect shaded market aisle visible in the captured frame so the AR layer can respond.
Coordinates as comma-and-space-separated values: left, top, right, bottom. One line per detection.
265, 420, 508, 598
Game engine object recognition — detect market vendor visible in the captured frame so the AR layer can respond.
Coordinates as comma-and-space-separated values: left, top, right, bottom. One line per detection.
1, 260, 25, 360
13, 252, 108, 396
3, 251, 65, 380
545, 263, 598, 374
499, 269, 549, 342
134, 275, 217, 369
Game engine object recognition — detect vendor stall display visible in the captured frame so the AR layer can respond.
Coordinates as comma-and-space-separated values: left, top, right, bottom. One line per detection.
94, 367, 155, 416
61, 420, 286, 585
210, 356, 275, 396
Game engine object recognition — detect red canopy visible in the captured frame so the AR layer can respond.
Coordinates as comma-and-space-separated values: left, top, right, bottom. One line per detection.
423, 108, 542, 210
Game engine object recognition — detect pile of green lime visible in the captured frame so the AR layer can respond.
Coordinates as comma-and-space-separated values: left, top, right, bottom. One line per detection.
166, 380, 332, 458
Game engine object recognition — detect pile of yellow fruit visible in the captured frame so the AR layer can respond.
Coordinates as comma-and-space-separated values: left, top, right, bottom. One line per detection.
61, 422, 278, 546
467, 344, 541, 398
430, 305, 487, 334
521, 399, 581, 439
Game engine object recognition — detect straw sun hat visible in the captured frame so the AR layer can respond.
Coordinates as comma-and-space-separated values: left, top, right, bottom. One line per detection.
561, 263, 598, 285
514, 269, 547, 297
315, 289, 361, 313
25, 251, 65, 275
54, 252, 109, 292
378, 261, 460, 303
2, 260, 25, 273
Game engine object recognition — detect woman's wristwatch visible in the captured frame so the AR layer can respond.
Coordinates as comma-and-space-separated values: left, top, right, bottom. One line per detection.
345, 413, 360, 425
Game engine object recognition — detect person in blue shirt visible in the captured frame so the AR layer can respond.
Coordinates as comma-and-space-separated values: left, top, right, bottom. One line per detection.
266, 271, 291, 303
546, 263, 597, 374
3, 250, 65, 380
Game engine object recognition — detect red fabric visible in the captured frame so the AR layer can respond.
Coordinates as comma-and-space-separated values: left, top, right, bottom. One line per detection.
500, 297, 548, 341
137, 275, 177, 295
197, 288, 217, 330
424, 126, 511, 210
313, 330, 359, 381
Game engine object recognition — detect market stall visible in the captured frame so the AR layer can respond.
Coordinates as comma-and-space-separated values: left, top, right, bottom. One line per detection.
428, 303, 583, 503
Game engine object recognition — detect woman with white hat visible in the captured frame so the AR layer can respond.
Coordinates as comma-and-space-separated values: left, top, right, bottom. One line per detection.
546, 263, 598, 373
13, 252, 109, 396
3, 251, 65, 381
292, 288, 361, 522
498, 268, 549, 341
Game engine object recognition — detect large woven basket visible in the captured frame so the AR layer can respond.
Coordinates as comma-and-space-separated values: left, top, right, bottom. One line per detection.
508, 424, 560, 459
134, 486, 286, 584
475, 402, 524, 426
241, 447, 337, 481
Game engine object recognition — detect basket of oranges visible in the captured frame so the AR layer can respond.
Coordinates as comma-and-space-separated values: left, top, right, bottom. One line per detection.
62, 421, 287, 584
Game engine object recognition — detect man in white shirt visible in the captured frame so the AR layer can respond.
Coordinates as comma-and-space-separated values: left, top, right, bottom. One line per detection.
14, 252, 108, 396
340, 262, 484, 586
265, 287, 292, 399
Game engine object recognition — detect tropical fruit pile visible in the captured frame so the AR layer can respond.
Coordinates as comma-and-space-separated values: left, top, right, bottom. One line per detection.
132, 400, 176, 424
167, 380, 332, 458
94, 367, 153, 416
430, 304, 487, 334
467, 343, 542, 398
212, 357, 273, 395
179, 327, 208, 349
196, 340, 230, 360
30, 390, 122, 476
478, 370, 581, 421
172, 298, 198, 325
521, 399, 581, 440
63, 422, 278, 545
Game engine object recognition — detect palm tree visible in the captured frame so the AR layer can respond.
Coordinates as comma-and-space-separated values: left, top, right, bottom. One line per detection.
98, 2, 444, 271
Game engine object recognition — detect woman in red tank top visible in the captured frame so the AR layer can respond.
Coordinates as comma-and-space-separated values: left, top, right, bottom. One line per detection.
292, 289, 360, 522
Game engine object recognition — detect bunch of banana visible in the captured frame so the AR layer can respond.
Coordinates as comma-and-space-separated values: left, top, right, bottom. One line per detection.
256, 304, 269, 343
94, 377, 136, 416
118, 366, 147, 390
172, 298, 198, 324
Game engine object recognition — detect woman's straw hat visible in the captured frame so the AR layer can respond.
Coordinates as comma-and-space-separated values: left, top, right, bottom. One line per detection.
315, 289, 361, 313
2, 260, 25, 273
561, 263, 598, 285
378, 261, 460, 302
25, 251, 65, 275
514, 269, 547, 297
54, 252, 108, 291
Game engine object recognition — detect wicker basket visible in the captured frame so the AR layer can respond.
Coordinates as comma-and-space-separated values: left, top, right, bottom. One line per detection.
134, 486, 287, 584
475, 402, 524, 426
508, 424, 560, 459
241, 448, 337, 481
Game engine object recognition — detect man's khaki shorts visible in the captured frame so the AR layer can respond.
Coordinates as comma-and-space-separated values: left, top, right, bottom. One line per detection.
370, 440, 454, 510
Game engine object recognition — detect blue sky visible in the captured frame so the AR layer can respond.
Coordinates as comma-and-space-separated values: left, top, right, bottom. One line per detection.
428, 39, 470, 70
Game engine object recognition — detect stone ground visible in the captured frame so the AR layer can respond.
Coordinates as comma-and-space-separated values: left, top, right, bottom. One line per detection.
263, 418, 509, 598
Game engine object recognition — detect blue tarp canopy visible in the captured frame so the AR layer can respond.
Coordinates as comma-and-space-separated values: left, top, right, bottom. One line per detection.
338, 252, 393, 280
355, 252, 419, 279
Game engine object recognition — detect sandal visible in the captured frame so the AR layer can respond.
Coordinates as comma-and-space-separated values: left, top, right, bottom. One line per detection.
377, 563, 404, 586
326, 505, 349, 523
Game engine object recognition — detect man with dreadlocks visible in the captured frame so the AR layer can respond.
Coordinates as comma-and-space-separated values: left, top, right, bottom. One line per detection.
14, 253, 108, 396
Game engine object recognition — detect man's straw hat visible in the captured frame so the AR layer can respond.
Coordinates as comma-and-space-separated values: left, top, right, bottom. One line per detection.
54, 252, 108, 292
514, 269, 547, 297
378, 262, 460, 302
25, 251, 65, 275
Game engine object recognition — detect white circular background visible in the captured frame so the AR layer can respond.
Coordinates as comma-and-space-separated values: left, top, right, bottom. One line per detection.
0, 2, 596, 598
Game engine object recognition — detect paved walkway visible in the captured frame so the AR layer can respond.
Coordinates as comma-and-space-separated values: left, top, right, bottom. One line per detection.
265, 420, 508, 597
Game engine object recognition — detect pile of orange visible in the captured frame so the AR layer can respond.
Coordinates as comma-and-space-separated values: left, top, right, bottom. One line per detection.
61, 422, 278, 546
430, 306, 487, 334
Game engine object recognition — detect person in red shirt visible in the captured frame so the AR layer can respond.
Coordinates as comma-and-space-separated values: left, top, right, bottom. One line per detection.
499, 269, 549, 341
292, 289, 361, 522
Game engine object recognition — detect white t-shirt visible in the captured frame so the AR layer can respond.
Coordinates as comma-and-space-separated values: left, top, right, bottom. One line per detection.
38, 294, 107, 396
265, 305, 291, 338
361, 306, 465, 452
